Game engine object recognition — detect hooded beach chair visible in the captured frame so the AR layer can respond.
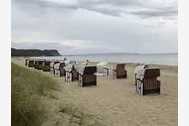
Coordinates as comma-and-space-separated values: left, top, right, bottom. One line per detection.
136, 68, 161, 95
113, 64, 127, 79
52, 61, 66, 76
25, 59, 29, 66
42, 60, 51, 72
78, 66, 97, 87
53, 62, 61, 76
50, 61, 59, 75
65, 64, 79, 82
28, 59, 34, 67
59, 62, 66, 77
71, 65, 79, 81
34, 59, 44, 70
134, 65, 149, 85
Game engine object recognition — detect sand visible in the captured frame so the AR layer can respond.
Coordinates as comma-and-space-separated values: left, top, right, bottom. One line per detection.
12, 57, 178, 126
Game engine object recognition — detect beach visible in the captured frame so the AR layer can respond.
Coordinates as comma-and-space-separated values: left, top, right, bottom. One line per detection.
12, 57, 178, 126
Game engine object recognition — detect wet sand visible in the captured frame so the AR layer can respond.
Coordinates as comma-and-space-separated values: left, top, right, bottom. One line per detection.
12, 57, 178, 126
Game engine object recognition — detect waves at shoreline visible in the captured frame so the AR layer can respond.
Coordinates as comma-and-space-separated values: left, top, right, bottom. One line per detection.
37, 53, 177, 66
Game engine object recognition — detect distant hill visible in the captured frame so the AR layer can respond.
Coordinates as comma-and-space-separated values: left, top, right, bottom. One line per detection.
11, 48, 61, 56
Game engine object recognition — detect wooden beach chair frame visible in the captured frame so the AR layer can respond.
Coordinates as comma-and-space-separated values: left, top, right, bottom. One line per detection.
113, 64, 127, 79
34, 60, 44, 70
28, 60, 34, 67
136, 68, 161, 95
78, 66, 97, 87
71, 67, 79, 81
59, 62, 66, 77
25, 59, 29, 66
42, 60, 51, 72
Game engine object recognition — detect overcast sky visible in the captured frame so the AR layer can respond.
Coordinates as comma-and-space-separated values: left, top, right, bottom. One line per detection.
12, 0, 177, 55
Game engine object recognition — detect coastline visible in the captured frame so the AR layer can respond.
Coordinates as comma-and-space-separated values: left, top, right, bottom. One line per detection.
11, 56, 178, 68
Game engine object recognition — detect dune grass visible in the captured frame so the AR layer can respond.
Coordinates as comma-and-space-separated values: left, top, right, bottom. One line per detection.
11, 63, 106, 126
11, 63, 60, 126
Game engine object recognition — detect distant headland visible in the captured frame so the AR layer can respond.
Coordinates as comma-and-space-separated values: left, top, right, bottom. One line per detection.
11, 48, 61, 56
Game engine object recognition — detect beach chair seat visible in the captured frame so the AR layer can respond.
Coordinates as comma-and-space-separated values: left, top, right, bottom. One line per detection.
78, 66, 97, 87
113, 64, 127, 79
136, 68, 161, 95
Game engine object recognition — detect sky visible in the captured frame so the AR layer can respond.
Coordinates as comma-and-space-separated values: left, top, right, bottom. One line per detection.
12, 0, 178, 55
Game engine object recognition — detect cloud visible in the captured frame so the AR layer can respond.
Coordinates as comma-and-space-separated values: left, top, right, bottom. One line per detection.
80, 0, 177, 19
13, 0, 177, 19
12, 0, 178, 54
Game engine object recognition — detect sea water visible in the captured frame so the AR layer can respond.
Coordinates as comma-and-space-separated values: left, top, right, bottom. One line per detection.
42, 53, 177, 66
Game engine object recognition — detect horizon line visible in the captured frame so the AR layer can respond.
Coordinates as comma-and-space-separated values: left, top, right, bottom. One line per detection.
62, 52, 178, 56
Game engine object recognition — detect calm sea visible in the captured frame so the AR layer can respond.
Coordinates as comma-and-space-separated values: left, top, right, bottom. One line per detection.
43, 53, 178, 66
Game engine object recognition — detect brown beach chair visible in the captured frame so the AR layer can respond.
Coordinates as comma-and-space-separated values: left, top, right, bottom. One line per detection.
34, 60, 38, 69
113, 64, 127, 79
25, 59, 29, 66
28, 59, 34, 67
136, 68, 160, 95
78, 66, 97, 87
71, 65, 79, 81
34, 60, 44, 70
59, 62, 66, 77
42, 60, 51, 72
34, 60, 39, 69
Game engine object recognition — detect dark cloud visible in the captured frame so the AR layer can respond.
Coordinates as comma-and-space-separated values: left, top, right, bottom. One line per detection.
131, 8, 177, 18
80, 0, 177, 18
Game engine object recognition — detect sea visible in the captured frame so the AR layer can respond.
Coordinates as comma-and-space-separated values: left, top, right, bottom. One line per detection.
42, 53, 178, 66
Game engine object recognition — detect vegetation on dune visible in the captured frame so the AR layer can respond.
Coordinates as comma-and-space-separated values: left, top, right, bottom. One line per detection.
11, 63, 106, 126
11, 63, 59, 126
11, 48, 61, 56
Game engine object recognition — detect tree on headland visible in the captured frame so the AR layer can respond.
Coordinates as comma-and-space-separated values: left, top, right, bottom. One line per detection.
11, 48, 61, 56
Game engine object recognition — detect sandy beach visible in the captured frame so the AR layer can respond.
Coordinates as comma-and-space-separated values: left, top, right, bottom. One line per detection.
12, 57, 178, 126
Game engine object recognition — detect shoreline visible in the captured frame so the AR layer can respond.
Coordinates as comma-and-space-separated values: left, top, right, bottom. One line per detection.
11, 57, 178, 75
11, 55, 178, 67
11, 56, 178, 67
